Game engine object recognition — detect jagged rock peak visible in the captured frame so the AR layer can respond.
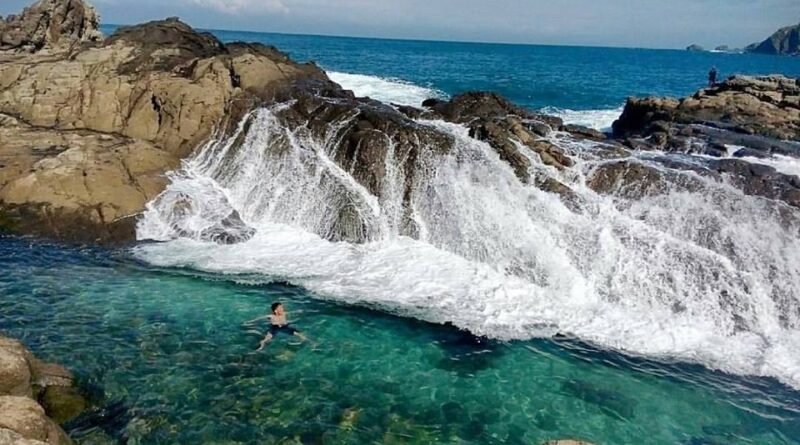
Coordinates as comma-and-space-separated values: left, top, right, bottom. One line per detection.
0, 0, 102, 52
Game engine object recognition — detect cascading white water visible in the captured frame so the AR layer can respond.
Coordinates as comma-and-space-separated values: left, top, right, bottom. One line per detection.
135, 103, 800, 389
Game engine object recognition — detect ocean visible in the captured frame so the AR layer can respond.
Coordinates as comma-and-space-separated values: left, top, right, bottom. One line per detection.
203, 28, 800, 128
3, 27, 800, 444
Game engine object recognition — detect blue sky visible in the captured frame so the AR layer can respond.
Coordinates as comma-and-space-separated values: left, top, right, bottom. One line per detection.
2, 0, 798, 49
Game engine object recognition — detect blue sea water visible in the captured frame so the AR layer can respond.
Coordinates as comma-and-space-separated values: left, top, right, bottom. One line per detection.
3, 26, 799, 445
102, 25, 800, 113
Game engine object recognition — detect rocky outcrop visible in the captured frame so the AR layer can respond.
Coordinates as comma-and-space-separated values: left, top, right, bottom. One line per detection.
686, 44, 705, 52
247, 90, 454, 243
613, 75, 800, 142
587, 156, 800, 209
601, 76, 800, 209
746, 23, 800, 56
0, 0, 102, 52
0, 337, 86, 445
2, 0, 799, 245
420, 92, 575, 190
0, 0, 330, 243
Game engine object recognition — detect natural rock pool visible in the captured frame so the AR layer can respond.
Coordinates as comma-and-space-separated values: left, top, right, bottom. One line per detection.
2, 235, 799, 445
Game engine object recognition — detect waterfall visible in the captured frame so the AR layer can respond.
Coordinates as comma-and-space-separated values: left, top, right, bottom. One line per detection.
135, 103, 800, 389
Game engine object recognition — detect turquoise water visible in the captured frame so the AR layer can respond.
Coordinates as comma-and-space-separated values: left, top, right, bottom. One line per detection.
2, 235, 800, 445
104, 24, 800, 111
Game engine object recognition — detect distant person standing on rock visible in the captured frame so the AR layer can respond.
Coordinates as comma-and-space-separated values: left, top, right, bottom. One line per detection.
708, 67, 718, 87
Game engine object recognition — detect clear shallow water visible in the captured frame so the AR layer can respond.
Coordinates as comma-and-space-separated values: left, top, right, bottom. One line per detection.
2, 235, 800, 445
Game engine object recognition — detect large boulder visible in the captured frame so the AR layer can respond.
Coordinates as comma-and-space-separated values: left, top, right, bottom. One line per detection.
0, 337, 86, 427
0, 397, 72, 445
0, 0, 331, 243
0, 336, 85, 444
0, 338, 33, 397
0, 0, 101, 52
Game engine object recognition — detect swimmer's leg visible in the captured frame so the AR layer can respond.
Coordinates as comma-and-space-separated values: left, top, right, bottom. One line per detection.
257, 333, 273, 351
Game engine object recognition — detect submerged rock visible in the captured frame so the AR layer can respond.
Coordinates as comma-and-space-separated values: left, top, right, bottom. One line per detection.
560, 378, 636, 420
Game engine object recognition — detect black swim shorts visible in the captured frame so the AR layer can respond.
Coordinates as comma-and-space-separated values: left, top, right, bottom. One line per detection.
269, 324, 298, 336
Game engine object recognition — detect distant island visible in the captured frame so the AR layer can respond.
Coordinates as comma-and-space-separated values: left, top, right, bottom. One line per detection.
685, 22, 800, 56
685, 44, 742, 54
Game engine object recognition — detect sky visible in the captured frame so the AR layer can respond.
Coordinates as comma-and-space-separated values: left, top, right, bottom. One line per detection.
2, 0, 799, 49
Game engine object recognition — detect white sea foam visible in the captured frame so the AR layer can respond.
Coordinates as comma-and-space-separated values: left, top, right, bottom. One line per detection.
540, 106, 623, 131
327, 71, 447, 107
723, 145, 800, 178
135, 105, 800, 390
328, 71, 622, 133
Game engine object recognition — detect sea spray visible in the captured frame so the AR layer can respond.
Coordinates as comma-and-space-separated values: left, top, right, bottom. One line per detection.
328, 71, 447, 107
136, 104, 800, 389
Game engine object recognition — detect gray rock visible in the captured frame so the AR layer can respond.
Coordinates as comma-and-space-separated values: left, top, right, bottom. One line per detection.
0, 0, 102, 52
746, 23, 800, 56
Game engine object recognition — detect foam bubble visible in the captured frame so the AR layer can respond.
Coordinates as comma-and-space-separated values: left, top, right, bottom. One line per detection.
327, 71, 447, 107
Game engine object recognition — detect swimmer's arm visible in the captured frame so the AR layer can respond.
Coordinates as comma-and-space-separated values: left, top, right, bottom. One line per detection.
243, 314, 271, 325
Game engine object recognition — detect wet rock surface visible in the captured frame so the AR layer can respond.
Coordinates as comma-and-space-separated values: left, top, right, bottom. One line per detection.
603, 75, 800, 209
0, 337, 86, 445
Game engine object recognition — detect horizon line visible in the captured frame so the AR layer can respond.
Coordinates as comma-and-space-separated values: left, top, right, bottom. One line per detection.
101, 22, 729, 53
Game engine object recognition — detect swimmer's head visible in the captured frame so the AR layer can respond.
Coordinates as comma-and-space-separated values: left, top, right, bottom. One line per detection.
271, 302, 284, 315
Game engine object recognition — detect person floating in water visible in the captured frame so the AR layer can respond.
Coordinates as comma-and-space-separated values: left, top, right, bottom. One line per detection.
245, 302, 308, 350
708, 66, 718, 87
